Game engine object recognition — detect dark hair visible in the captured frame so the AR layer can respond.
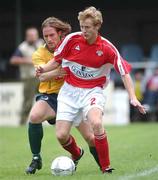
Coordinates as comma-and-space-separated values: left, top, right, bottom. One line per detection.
42, 17, 71, 38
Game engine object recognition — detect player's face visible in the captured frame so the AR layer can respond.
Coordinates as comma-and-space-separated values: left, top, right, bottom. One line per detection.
80, 18, 99, 44
43, 26, 61, 51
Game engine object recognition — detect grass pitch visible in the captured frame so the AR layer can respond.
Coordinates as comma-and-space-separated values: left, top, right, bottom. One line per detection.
0, 123, 158, 180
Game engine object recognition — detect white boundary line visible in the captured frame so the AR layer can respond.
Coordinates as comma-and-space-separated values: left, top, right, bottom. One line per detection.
119, 165, 158, 180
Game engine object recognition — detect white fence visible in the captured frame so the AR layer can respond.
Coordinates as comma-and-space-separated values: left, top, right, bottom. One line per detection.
0, 82, 23, 126
102, 82, 129, 125
0, 82, 130, 126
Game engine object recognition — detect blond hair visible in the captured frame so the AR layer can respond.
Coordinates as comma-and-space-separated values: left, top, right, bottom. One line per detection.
41, 17, 71, 38
78, 6, 103, 27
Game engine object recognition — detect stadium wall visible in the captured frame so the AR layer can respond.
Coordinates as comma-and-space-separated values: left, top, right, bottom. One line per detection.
0, 82, 129, 126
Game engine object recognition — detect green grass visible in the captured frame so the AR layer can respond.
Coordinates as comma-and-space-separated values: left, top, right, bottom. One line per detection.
0, 123, 158, 180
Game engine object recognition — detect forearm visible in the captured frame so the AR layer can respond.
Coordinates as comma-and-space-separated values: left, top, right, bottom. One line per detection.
39, 69, 61, 81
10, 56, 32, 65
41, 59, 59, 72
121, 74, 137, 101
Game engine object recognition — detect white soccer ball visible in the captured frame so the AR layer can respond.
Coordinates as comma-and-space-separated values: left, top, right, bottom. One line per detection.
51, 156, 75, 176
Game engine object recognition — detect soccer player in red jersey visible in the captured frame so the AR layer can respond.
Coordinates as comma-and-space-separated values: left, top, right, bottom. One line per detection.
26, 16, 100, 174
36, 7, 146, 174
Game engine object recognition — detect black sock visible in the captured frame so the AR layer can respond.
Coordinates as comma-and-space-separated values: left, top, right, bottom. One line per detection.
89, 146, 100, 168
28, 122, 43, 159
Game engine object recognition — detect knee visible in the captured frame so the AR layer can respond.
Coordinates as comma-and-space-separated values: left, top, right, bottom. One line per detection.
91, 119, 102, 130
29, 113, 42, 124
90, 119, 103, 135
88, 109, 103, 131
56, 130, 69, 143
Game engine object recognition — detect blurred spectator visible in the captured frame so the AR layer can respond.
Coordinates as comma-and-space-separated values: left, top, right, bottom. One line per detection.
9, 27, 44, 125
143, 67, 158, 121
133, 70, 144, 102
130, 70, 145, 122
0, 54, 7, 81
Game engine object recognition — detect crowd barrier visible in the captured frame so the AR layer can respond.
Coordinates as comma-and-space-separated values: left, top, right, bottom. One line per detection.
0, 82, 130, 126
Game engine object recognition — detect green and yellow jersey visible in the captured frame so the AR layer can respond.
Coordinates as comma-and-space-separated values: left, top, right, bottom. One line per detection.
32, 44, 64, 94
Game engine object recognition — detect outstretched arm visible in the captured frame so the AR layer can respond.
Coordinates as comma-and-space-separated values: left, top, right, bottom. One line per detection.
38, 66, 66, 82
121, 73, 146, 114
36, 59, 59, 76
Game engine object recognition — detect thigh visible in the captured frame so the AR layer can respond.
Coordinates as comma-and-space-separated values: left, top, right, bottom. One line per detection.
56, 100, 82, 126
36, 93, 58, 113
55, 120, 72, 139
57, 82, 81, 108
29, 100, 56, 122
83, 87, 106, 119
87, 107, 103, 123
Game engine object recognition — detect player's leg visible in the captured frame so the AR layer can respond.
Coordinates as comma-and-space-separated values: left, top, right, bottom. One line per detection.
84, 89, 114, 173
76, 121, 100, 168
56, 82, 84, 169
26, 96, 56, 174
29, 100, 56, 152
55, 120, 83, 169
87, 107, 113, 173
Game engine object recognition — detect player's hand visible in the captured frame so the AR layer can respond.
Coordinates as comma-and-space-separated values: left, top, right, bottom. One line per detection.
35, 66, 44, 77
54, 68, 67, 80
130, 99, 146, 114
59, 67, 67, 76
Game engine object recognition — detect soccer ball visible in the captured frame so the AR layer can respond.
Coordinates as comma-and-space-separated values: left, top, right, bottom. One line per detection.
51, 156, 75, 176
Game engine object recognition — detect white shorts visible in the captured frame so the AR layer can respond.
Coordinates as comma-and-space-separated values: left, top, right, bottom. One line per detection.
56, 82, 106, 126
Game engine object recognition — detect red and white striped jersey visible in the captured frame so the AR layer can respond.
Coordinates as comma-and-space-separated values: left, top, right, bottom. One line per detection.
54, 32, 131, 88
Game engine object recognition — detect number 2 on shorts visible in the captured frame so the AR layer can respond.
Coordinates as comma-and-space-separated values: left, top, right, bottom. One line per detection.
90, 97, 96, 105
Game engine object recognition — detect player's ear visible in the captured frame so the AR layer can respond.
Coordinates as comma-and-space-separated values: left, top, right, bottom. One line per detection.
95, 23, 101, 31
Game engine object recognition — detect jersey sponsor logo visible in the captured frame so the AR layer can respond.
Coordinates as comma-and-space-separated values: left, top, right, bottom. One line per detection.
75, 45, 80, 51
81, 66, 86, 71
71, 65, 94, 79
96, 50, 103, 56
